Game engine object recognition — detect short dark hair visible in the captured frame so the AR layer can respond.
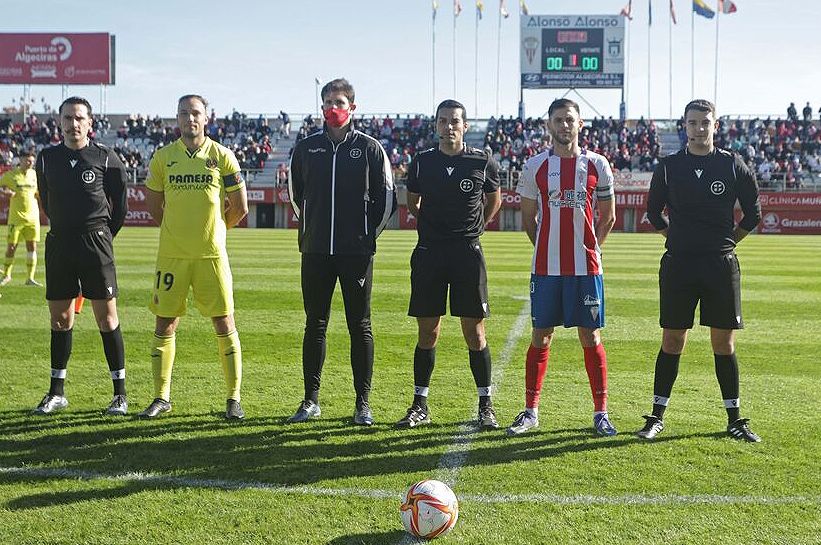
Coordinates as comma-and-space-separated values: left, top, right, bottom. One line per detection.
684, 99, 716, 118
20, 149, 35, 158
547, 98, 580, 117
59, 96, 92, 117
321, 78, 355, 103
178, 94, 208, 110
435, 99, 467, 120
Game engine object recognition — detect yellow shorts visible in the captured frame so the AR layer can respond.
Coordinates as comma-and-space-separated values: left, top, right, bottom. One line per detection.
149, 256, 234, 318
7, 223, 40, 245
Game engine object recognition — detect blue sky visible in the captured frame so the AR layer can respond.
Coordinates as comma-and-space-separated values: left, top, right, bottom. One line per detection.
1, 0, 817, 120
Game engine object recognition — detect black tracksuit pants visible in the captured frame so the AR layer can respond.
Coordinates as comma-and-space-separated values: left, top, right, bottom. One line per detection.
300, 253, 374, 403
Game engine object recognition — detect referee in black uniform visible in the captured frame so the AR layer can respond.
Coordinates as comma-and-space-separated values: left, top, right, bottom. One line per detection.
396, 99, 502, 430
33, 96, 129, 416
637, 99, 762, 442
287, 78, 396, 426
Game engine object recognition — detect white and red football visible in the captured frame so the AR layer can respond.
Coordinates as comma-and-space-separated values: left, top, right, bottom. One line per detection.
400, 479, 459, 539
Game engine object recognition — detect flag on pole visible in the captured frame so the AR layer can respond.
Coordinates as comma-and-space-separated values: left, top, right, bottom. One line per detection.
719, 0, 737, 14
692, 0, 715, 18
519, 0, 528, 15
477, 0, 484, 19
454, 0, 462, 16
670, 0, 677, 23
648, 0, 652, 26
500, 0, 509, 18
433, 0, 439, 20
620, 0, 633, 20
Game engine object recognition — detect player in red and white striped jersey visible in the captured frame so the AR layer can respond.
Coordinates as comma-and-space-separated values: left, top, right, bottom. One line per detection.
507, 98, 617, 437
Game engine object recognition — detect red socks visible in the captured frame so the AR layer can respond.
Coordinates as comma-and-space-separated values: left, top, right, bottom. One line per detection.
524, 345, 550, 409
583, 344, 608, 412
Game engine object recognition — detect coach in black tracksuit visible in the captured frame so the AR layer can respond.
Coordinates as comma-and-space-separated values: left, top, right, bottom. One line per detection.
32, 96, 129, 416
287, 78, 396, 426
637, 99, 762, 442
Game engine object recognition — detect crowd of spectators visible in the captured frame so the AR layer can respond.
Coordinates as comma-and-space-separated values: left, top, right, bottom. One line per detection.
676, 102, 821, 189
5, 102, 820, 191
484, 115, 662, 174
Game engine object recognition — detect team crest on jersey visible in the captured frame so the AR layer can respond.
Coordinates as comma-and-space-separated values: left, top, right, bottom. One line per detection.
459, 179, 473, 193
81, 170, 95, 184
350, 148, 362, 159
710, 180, 726, 195
205, 158, 218, 169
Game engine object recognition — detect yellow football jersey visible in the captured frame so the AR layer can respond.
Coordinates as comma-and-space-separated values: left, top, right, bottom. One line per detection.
0, 167, 39, 225
146, 138, 243, 259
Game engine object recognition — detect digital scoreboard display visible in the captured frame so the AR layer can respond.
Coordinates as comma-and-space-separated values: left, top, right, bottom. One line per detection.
543, 29, 604, 73
520, 15, 625, 89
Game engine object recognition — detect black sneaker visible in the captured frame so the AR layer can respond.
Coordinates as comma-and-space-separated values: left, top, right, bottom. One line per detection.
353, 401, 373, 426
287, 399, 321, 423
478, 404, 499, 429
226, 399, 245, 420
637, 415, 664, 439
105, 394, 128, 416
396, 404, 430, 428
727, 418, 761, 443
33, 393, 68, 415
138, 398, 172, 419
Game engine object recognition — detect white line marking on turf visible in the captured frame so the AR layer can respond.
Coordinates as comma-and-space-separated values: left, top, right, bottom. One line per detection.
1, 466, 817, 506
434, 301, 530, 489
396, 301, 531, 544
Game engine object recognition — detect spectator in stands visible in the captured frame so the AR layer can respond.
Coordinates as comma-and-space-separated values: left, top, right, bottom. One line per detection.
802, 102, 812, 123
787, 102, 798, 123
280, 111, 291, 138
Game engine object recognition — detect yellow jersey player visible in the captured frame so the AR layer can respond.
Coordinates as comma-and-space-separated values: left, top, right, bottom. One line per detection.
0, 150, 41, 287
139, 94, 249, 420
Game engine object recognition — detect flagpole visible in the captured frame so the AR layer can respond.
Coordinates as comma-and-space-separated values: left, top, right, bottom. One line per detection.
713, 0, 720, 106
690, 3, 695, 99
433, 6, 437, 112
622, 13, 630, 120
495, 4, 502, 116
647, 0, 651, 119
668, 2, 672, 120
454, 6, 458, 97
475, 5, 480, 118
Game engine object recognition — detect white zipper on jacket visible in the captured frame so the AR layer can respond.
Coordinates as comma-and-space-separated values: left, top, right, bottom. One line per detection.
330, 140, 340, 255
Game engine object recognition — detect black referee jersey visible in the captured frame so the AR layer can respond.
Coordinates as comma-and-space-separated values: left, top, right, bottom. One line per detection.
406, 145, 500, 245
36, 142, 128, 235
647, 147, 761, 255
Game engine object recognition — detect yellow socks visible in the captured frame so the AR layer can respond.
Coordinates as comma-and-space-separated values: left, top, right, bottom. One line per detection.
217, 330, 242, 401
150, 333, 176, 401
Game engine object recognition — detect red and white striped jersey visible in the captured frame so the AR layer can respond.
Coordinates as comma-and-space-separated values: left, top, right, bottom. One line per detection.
517, 149, 614, 276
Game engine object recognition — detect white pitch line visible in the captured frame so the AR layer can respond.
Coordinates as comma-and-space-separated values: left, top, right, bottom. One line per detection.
1, 466, 817, 506
397, 301, 531, 544
434, 301, 531, 488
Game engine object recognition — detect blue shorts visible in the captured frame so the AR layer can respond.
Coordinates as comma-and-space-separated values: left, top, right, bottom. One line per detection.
530, 274, 605, 329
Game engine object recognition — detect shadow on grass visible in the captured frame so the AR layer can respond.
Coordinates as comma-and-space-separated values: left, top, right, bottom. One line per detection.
325, 531, 410, 545
0, 408, 728, 511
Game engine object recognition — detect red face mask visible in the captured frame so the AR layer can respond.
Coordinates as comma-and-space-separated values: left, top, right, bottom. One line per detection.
323, 107, 351, 128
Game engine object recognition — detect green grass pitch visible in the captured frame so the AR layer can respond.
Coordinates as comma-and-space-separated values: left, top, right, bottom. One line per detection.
0, 228, 819, 544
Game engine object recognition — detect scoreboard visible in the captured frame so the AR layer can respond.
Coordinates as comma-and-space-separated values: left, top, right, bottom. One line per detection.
520, 15, 625, 89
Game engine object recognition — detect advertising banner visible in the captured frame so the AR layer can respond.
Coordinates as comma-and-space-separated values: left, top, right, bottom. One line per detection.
0, 33, 113, 85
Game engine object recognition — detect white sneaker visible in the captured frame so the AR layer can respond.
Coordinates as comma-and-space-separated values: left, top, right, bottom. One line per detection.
0, 276, 11, 287
25, 278, 43, 287
507, 410, 539, 435
33, 394, 69, 415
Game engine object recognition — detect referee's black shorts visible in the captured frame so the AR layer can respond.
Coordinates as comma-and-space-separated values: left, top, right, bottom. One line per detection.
408, 239, 489, 319
45, 227, 119, 301
659, 251, 742, 330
